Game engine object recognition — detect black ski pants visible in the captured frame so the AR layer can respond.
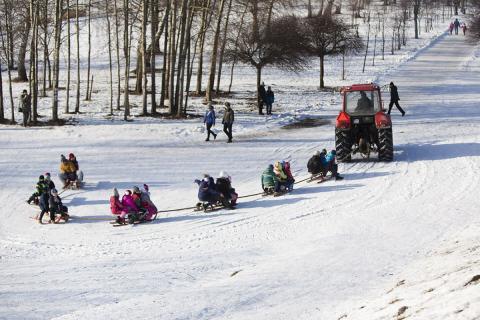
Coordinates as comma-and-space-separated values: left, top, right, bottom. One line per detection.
388, 100, 405, 115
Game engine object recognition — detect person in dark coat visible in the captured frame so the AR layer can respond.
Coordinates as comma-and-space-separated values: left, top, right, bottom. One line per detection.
454, 18, 460, 35
48, 188, 69, 223
27, 175, 49, 204
215, 171, 238, 208
204, 105, 217, 141
388, 82, 405, 116
265, 86, 275, 115
37, 177, 51, 223
19, 90, 31, 127
258, 82, 266, 115
307, 151, 324, 176
195, 175, 229, 207
222, 102, 234, 143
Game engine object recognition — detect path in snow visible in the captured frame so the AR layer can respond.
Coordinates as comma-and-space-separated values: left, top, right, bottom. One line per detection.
0, 34, 479, 319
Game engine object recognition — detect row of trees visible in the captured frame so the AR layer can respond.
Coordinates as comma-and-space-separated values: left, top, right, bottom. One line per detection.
0, 0, 470, 124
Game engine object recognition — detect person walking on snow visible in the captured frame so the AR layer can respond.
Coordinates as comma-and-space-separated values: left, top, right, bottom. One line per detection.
222, 102, 234, 143
454, 18, 460, 35
461, 23, 467, 35
449, 22, 454, 35
388, 82, 405, 116
204, 105, 217, 141
265, 86, 275, 115
19, 89, 31, 127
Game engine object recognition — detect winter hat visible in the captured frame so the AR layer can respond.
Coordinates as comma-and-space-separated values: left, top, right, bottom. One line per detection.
218, 171, 229, 179
113, 188, 119, 198
69, 153, 75, 159
315, 151, 321, 156
133, 186, 141, 194
143, 184, 149, 192
208, 105, 214, 110
331, 150, 336, 156
321, 149, 327, 154
125, 190, 132, 195
203, 173, 210, 178
268, 164, 274, 170
389, 82, 394, 86
51, 188, 58, 195
39, 175, 44, 181
225, 102, 231, 107
61, 154, 67, 162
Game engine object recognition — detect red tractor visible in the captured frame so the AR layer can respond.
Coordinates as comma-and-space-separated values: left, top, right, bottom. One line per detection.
335, 83, 393, 162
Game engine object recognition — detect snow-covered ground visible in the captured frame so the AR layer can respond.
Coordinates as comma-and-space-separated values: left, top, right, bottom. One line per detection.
1, 22, 480, 320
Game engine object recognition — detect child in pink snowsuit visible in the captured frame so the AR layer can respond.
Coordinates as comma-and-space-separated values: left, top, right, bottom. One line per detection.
110, 188, 125, 215
121, 190, 139, 220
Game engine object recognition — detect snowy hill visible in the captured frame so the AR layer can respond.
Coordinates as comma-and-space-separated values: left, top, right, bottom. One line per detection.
1, 21, 480, 320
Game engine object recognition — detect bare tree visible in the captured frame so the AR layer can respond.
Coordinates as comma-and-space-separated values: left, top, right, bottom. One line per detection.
51, 0, 63, 122
85, 0, 92, 101
304, 14, 362, 88
225, 15, 309, 112
17, 5, 31, 82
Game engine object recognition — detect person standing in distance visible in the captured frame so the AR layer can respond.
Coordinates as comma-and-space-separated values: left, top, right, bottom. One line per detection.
19, 89, 31, 127
204, 105, 217, 141
388, 82, 405, 116
222, 102, 234, 143
265, 86, 275, 115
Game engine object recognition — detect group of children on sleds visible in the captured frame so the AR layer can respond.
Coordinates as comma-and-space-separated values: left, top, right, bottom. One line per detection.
194, 171, 239, 211
109, 185, 158, 224
28, 148, 343, 225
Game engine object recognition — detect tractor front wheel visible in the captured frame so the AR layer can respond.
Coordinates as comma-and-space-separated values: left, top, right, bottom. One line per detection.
335, 129, 352, 162
378, 128, 393, 161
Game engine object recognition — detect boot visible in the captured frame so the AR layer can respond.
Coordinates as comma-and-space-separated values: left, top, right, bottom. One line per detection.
335, 174, 344, 181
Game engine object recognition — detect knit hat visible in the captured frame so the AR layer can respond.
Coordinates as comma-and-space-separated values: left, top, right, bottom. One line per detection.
315, 151, 320, 156
143, 184, 149, 192
51, 188, 58, 195
39, 175, 44, 181
133, 186, 141, 194
225, 102, 231, 107
113, 188, 119, 198
125, 190, 132, 195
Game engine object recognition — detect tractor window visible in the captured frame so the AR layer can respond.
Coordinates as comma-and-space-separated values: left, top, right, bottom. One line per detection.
345, 90, 381, 115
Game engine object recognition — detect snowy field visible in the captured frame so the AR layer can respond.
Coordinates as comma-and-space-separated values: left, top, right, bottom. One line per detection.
1, 20, 480, 320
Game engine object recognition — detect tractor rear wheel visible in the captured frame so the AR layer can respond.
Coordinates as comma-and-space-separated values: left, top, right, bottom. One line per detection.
335, 129, 352, 162
378, 128, 393, 161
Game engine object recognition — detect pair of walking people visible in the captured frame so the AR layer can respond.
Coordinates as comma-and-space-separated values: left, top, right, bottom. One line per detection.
204, 103, 234, 143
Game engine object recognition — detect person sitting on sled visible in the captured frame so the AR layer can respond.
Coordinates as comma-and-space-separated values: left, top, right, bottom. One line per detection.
261, 164, 280, 194
274, 161, 290, 191
131, 185, 157, 221
140, 184, 158, 220
120, 190, 140, 223
27, 175, 49, 205
307, 150, 325, 176
49, 188, 69, 223
59, 154, 77, 188
195, 175, 229, 208
110, 188, 125, 216
320, 149, 344, 181
215, 171, 238, 208
282, 161, 295, 191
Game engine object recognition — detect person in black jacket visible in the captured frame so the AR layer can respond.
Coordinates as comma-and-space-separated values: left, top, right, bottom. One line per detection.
27, 175, 49, 204
258, 83, 266, 115
388, 82, 405, 116
307, 150, 325, 176
48, 188, 69, 223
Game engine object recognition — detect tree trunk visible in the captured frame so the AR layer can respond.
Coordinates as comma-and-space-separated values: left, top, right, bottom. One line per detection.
142, 0, 149, 115
66, 0, 71, 113
168, 0, 177, 115
30, 0, 39, 123
195, 0, 212, 95
85, 0, 92, 100
174, 0, 189, 114
52, 0, 63, 122
123, 0, 131, 120
215, 0, 233, 93
205, 0, 226, 102
308, 0, 312, 17
17, 13, 31, 82
114, 0, 121, 111
41, 0, 48, 97
75, 0, 81, 113
362, 17, 370, 73
160, 0, 169, 108
150, 0, 157, 114
0, 23, 4, 121
105, 0, 114, 115
414, 1, 419, 39
0, 13, 15, 123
